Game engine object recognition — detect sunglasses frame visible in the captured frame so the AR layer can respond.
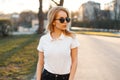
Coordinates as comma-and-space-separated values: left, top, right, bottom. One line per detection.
55, 17, 71, 23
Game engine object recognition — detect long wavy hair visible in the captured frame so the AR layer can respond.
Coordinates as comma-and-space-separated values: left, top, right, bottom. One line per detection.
46, 6, 74, 38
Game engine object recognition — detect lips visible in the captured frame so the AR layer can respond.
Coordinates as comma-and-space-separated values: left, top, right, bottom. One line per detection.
62, 25, 67, 28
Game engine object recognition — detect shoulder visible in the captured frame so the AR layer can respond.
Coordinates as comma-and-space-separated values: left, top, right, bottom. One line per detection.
65, 34, 79, 43
65, 33, 76, 40
39, 33, 49, 41
41, 34, 47, 39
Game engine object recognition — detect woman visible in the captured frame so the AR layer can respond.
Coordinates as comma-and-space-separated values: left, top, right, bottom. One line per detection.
36, 6, 79, 80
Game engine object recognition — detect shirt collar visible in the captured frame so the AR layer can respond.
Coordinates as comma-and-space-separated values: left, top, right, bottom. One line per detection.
48, 32, 65, 41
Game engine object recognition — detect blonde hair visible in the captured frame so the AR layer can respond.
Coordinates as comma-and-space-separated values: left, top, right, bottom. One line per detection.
46, 6, 74, 38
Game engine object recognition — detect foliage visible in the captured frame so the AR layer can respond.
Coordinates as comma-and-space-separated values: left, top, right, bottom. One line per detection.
0, 19, 12, 36
18, 11, 37, 28
72, 21, 91, 28
72, 20, 120, 32
0, 19, 11, 25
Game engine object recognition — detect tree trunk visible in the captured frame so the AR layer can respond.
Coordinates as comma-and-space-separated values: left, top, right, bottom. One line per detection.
59, 0, 64, 6
51, 0, 64, 6
37, 0, 44, 34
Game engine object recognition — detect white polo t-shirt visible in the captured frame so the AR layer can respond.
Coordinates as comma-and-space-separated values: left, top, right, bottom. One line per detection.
37, 32, 79, 74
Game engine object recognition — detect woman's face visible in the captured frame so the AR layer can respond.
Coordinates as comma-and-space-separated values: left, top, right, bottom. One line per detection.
53, 11, 70, 31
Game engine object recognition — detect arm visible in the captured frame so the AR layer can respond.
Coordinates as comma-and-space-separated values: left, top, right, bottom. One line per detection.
69, 47, 78, 80
36, 52, 44, 80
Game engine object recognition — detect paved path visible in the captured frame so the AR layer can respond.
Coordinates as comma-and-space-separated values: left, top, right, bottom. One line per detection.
32, 34, 120, 80
75, 34, 120, 80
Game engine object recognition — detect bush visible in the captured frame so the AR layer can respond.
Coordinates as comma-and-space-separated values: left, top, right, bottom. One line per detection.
0, 19, 12, 37
71, 20, 120, 31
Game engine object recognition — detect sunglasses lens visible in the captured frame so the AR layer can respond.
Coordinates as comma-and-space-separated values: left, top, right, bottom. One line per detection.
59, 18, 65, 23
56, 17, 70, 23
66, 17, 70, 22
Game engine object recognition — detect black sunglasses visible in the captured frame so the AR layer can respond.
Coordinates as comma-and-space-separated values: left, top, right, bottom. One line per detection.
55, 17, 71, 23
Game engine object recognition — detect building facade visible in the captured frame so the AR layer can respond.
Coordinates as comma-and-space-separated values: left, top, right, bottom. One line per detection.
105, 0, 120, 20
78, 1, 100, 21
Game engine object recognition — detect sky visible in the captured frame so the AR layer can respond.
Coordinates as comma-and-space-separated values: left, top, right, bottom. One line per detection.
0, 0, 113, 14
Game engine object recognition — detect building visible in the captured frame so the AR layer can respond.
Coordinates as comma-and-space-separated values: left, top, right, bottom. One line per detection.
78, 1, 100, 21
30, 19, 48, 32
105, 0, 120, 20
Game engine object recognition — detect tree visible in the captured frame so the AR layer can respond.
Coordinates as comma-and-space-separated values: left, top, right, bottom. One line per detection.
18, 11, 37, 28
37, 0, 64, 34
37, 0, 44, 34
51, 0, 64, 6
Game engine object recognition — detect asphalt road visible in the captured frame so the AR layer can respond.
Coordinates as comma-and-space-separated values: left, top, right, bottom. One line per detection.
75, 34, 120, 80
32, 34, 120, 80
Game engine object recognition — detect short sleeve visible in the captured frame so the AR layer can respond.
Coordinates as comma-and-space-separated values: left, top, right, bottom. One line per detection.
70, 38, 80, 49
37, 36, 44, 52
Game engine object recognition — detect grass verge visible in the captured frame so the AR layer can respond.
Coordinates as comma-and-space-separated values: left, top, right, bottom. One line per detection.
0, 34, 40, 80
74, 31, 120, 38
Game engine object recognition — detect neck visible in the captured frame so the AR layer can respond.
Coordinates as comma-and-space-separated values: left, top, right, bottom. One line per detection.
51, 29, 63, 39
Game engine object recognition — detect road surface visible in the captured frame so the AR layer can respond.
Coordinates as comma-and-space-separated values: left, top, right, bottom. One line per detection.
75, 34, 120, 80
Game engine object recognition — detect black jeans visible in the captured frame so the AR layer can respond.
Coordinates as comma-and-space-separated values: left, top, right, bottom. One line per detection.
41, 69, 70, 80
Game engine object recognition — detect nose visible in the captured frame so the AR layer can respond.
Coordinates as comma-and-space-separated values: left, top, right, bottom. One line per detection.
64, 19, 67, 24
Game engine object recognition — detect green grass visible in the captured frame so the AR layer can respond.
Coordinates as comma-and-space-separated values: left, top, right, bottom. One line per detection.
74, 31, 120, 37
0, 34, 40, 80
0, 36, 30, 55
